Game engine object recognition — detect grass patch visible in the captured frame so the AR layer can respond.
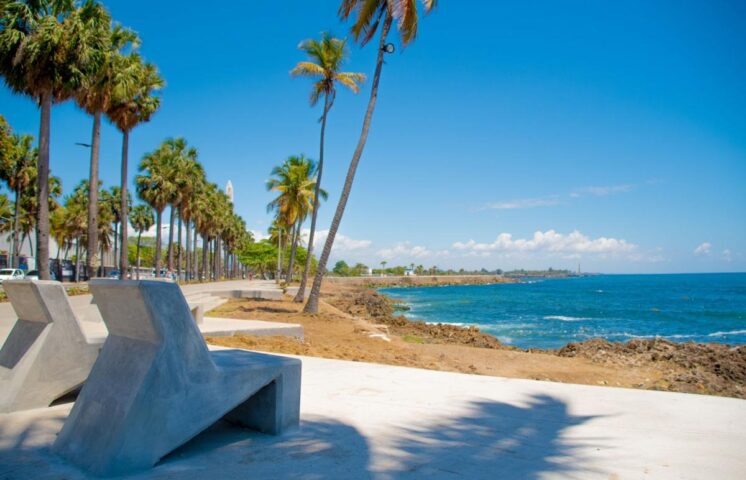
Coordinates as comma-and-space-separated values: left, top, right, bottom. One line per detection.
402, 335, 425, 344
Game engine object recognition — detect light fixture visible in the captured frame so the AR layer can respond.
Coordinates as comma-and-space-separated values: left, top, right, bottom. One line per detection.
75, 142, 92, 148
382, 43, 395, 54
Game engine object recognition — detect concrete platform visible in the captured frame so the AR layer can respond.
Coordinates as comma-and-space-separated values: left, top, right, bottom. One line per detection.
0, 280, 300, 344
201, 317, 303, 339
0, 352, 744, 479
212, 289, 285, 301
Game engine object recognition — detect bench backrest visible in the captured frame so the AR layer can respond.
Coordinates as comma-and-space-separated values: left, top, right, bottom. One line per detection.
0, 280, 87, 369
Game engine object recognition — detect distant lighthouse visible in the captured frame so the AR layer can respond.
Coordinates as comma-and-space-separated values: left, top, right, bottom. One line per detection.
225, 180, 234, 203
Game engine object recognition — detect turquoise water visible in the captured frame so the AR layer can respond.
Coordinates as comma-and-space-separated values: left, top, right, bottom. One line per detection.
379, 273, 746, 350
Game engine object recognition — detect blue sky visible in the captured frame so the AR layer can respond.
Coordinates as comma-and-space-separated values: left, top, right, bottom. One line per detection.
1, 0, 744, 273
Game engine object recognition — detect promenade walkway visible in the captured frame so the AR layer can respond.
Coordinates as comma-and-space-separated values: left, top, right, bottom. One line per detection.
0, 352, 744, 478
0, 279, 300, 343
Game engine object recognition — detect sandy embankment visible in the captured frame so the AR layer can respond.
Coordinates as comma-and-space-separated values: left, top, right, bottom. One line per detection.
207, 277, 745, 399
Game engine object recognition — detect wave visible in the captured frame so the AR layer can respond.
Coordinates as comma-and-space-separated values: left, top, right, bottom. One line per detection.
543, 315, 592, 322
708, 329, 746, 337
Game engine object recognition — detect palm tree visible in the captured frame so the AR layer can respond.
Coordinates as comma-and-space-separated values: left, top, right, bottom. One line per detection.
130, 204, 154, 279
0, 0, 108, 279
159, 138, 197, 274
266, 155, 324, 283
21, 170, 62, 260
174, 153, 204, 280
290, 32, 364, 302
62, 181, 89, 281
77, 11, 139, 279
106, 54, 163, 278
0, 134, 36, 268
304, 0, 437, 313
0, 194, 12, 237
0, 115, 11, 157
99, 186, 129, 272
95, 187, 114, 275
136, 143, 173, 277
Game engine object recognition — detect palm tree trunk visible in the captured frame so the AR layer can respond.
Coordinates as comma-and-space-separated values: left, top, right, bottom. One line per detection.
201, 234, 208, 281
12, 187, 21, 269
113, 222, 118, 271
304, 15, 393, 313
119, 130, 130, 279
167, 205, 175, 272
86, 111, 101, 279
136, 232, 142, 280
223, 246, 228, 279
295, 92, 330, 302
176, 206, 182, 281
185, 218, 191, 281
214, 237, 220, 280
276, 228, 282, 281
154, 209, 163, 277
36, 91, 52, 280
285, 221, 299, 284
193, 227, 198, 280
74, 236, 81, 282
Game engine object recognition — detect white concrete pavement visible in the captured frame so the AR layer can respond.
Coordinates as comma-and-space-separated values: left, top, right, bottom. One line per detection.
0, 279, 302, 343
0, 353, 744, 479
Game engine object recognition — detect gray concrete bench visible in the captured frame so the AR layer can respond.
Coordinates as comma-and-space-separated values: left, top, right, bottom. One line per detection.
53, 280, 302, 476
0, 280, 102, 413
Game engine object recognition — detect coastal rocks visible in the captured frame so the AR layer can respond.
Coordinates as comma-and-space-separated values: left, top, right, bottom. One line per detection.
328, 288, 504, 349
557, 338, 746, 398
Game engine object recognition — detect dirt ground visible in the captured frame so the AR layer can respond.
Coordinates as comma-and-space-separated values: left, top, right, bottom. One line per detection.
204, 281, 743, 397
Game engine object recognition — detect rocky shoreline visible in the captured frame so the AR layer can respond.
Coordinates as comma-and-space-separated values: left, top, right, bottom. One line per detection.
324, 281, 746, 399
324, 274, 516, 288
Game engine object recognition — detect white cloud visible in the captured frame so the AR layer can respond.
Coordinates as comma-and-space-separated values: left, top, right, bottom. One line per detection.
571, 184, 634, 198
140, 223, 170, 238
483, 183, 637, 211
694, 242, 712, 255
376, 242, 451, 260
308, 229, 371, 252
452, 230, 636, 256
250, 229, 270, 241
484, 196, 560, 210
378, 242, 429, 260
722, 249, 733, 261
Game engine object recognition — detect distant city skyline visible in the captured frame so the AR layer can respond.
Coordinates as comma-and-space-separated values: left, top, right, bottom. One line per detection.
1, 0, 744, 273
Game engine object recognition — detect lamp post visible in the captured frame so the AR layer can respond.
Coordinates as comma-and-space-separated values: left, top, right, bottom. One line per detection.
75, 142, 92, 280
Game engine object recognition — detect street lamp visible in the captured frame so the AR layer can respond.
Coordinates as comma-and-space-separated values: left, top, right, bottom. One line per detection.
382, 43, 395, 54
75, 142, 92, 148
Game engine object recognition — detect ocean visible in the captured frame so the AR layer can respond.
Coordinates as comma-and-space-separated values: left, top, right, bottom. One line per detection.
379, 273, 746, 350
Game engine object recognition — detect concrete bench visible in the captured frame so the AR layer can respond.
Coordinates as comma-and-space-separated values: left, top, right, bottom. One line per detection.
53, 280, 302, 477
0, 280, 102, 413
188, 302, 204, 324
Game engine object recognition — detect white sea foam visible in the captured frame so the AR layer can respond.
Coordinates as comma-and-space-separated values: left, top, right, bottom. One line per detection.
708, 329, 746, 337
497, 336, 513, 344
543, 315, 592, 322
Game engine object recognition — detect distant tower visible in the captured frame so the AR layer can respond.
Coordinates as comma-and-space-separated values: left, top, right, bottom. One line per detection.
225, 180, 234, 203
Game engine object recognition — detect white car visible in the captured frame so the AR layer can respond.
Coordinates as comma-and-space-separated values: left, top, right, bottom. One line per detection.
0, 268, 25, 283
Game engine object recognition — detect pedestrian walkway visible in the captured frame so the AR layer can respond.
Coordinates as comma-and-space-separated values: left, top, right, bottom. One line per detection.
0, 352, 744, 479
0, 279, 300, 343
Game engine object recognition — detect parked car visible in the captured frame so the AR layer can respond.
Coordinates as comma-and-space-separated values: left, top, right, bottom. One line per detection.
19, 270, 58, 281
0, 268, 25, 283
151, 269, 176, 282
107, 270, 121, 279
